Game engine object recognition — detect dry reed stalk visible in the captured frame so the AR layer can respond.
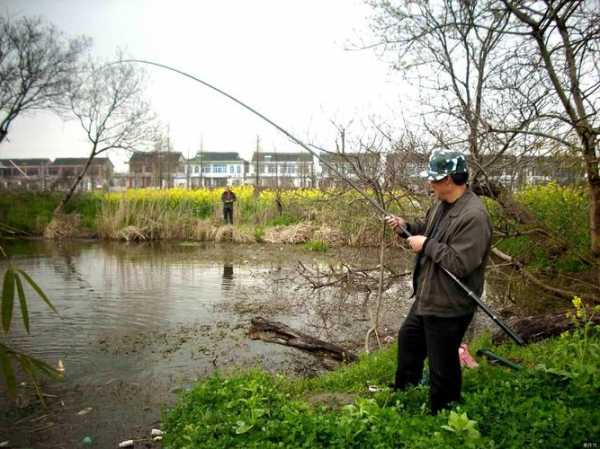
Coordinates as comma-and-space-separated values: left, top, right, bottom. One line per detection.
314, 224, 346, 246
44, 213, 81, 239
191, 219, 213, 241
231, 227, 256, 243
263, 223, 315, 244
117, 225, 148, 241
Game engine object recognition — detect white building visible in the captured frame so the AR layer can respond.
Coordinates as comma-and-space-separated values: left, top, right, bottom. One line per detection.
248, 152, 315, 188
187, 152, 248, 187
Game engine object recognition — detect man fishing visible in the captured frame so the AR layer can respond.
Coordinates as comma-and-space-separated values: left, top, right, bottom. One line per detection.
385, 149, 492, 414
221, 186, 237, 225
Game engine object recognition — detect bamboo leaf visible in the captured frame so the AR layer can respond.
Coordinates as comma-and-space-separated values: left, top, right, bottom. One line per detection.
14, 273, 30, 334
0, 344, 17, 399
17, 355, 46, 406
29, 356, 62, 380
1, 268, 16, 333
16, 269, 58, 315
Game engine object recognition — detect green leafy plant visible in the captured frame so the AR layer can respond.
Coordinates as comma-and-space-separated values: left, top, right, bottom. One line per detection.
0, 247, 62, 402
303, 240, 328, 252
163, 325, 600, 449
536, 296, 600, 385
441, 410, 481, 441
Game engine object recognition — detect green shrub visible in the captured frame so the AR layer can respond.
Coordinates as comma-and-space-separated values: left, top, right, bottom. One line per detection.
0, 191, 60, 234
162, 312, 600, 449
303, 240, 328, 252
266, 213, 299, 227
490, 183, 590, 272
254, 226, 265, 242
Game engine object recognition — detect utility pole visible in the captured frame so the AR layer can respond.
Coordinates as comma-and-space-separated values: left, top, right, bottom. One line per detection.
199, 135, 204, 188
186, 147, 190, 189
166, 124, 171, 189
255, 135, 260, 189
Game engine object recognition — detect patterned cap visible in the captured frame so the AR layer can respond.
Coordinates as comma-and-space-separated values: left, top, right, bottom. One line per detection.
419, 149, 468, 181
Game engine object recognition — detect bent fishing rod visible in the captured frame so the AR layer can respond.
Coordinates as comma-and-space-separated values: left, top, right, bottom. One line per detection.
117, 59, 524, 346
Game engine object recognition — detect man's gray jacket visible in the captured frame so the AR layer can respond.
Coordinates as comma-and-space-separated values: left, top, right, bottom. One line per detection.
406, 190, 492, 317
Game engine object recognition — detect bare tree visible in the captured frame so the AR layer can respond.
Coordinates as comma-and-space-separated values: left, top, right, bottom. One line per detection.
0, 15, 90, 144
55, 58, 156, 213
497, 0, 600, 258
368, 0, 549, 222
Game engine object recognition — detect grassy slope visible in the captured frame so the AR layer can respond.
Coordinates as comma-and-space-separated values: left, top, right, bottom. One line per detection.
161, 320, 600, 449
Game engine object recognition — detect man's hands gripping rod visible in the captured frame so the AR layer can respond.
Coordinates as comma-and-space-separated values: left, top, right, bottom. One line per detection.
385, 216, 428, 254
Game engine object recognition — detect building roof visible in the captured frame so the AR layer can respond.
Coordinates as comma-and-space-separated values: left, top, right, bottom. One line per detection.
320, 152, 373, 161
51, 157, 114, 167
129, 151, 184, 162
190, 152, 244, 162
0, 158, 51, 166
251, 152, 313, 162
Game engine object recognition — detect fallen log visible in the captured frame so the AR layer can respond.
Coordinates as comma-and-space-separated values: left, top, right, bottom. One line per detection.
248, 317, 358, 362
492, 311, 600, 344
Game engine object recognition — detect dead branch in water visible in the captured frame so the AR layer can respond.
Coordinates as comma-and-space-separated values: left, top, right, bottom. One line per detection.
296, 260, 410, 293
248, 317, 358, 362
493, 310, 600, 344
491, 248, 599, 303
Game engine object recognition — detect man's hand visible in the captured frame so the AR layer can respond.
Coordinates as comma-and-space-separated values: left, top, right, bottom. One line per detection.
407, 235, 427, 253
385, 215, 407, 232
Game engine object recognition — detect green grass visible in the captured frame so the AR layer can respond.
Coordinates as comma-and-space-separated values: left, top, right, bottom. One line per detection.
0, 191, 60, 234
303, 240, 328, 252
162, 311, 600, 449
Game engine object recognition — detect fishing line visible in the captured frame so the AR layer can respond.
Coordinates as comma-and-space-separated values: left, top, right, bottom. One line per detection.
114, 59, 524, 346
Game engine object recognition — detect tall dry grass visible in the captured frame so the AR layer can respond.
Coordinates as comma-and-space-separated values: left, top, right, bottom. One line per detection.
93, 186, 418, 245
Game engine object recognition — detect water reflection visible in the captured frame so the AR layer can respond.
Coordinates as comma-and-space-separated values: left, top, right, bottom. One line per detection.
222, 263, 234, 291
0, 239, 418, 386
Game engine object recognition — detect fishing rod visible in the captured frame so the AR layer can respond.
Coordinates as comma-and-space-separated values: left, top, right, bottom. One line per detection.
116, 59, 524, 346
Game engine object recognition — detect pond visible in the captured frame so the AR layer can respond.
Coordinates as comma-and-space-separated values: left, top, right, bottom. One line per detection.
1, 239, 417, 448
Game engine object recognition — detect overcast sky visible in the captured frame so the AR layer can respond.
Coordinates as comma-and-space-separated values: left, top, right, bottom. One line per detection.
0, 0, 414, 172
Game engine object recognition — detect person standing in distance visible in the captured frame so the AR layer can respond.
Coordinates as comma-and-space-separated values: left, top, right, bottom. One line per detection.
221, 186, 237, 225
385, 149, 492, 414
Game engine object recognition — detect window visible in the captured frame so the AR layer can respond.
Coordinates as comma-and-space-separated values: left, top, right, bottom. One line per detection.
236, 165, 241, 174
229, 165, 234, 174
203, 165, 211, 173
214, 164, 226, 173
268, 165, 276, 174
194, 166, 199, 173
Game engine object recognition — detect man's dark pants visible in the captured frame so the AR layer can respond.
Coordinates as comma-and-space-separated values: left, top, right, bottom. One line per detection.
223, 205, 233, 224
394, 303, 473, 414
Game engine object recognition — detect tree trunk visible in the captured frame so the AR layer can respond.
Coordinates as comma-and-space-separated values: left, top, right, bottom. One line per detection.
584, 140, 600, 258
471, 179, 537, 226
248, 317, 358, 362
492, 310, 600, 344
54, 149, 97, 215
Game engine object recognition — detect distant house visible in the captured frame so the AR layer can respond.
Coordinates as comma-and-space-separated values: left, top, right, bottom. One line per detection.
128, 151, 185, 188
248, 152, 315, 188
385, 151, 429, 190
320, 152, 383, 188
475, 153, 584, 189
48, 157, 114, 192
110, 172, 129, 192
187, 152, 248, 188
0, 158, 51, 190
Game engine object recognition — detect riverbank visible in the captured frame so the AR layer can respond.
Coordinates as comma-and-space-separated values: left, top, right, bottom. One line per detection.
1, 184, 593, 264
162, 307, 600, 448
